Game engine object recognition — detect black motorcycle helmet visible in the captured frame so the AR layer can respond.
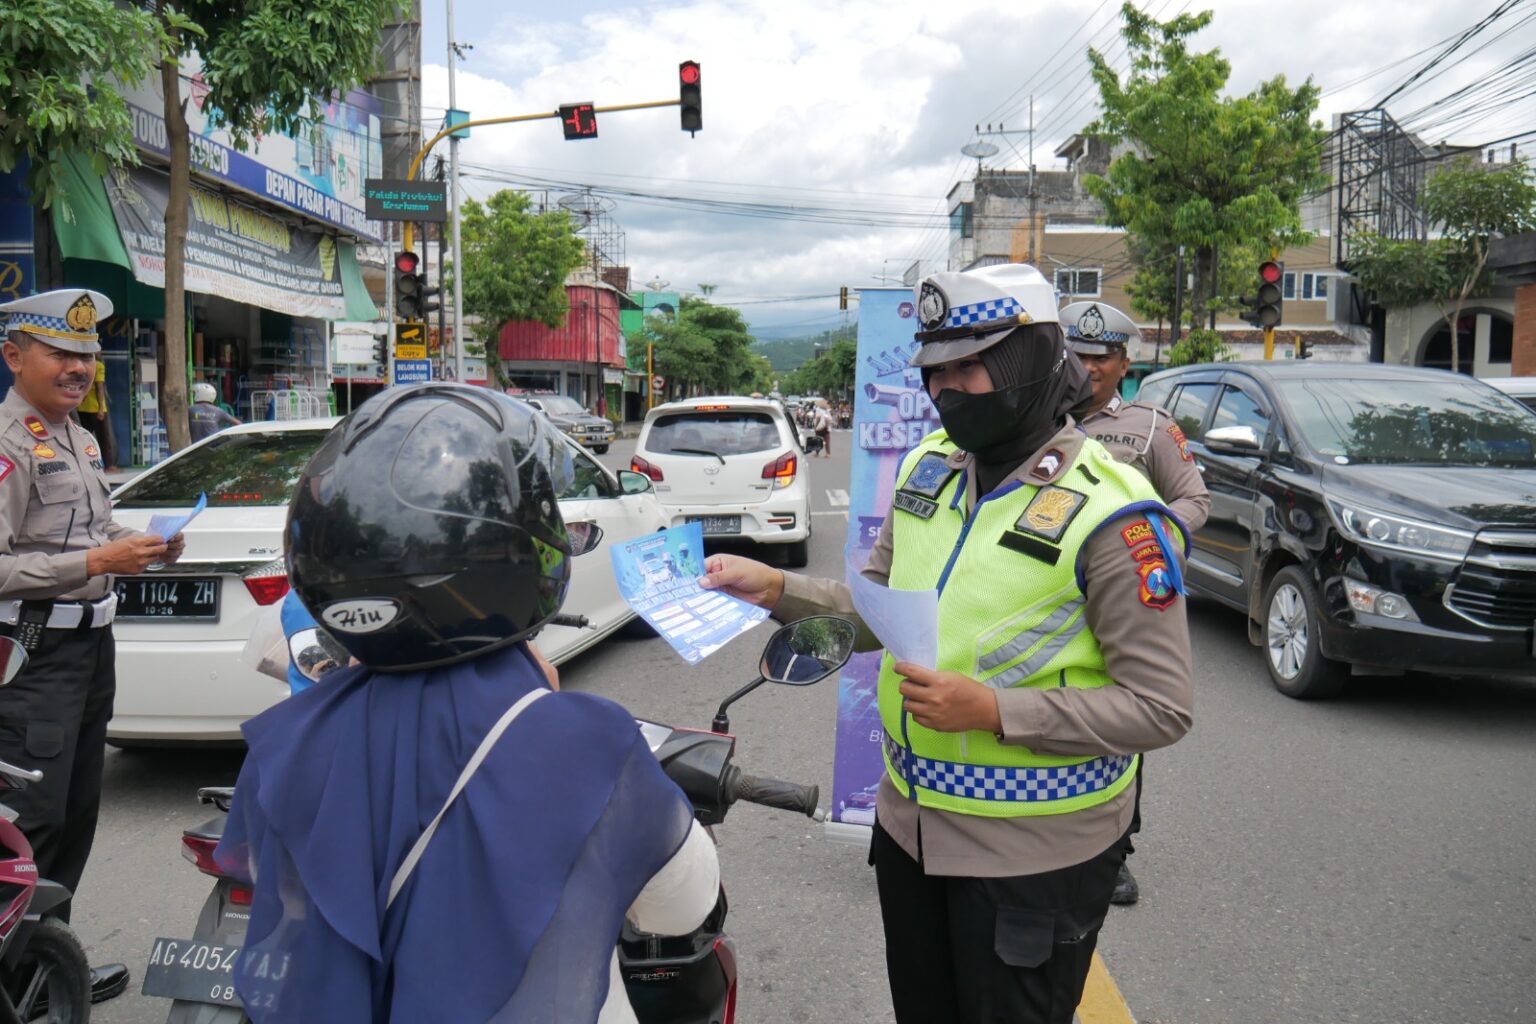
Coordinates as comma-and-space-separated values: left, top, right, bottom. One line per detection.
286, 383, 578, 672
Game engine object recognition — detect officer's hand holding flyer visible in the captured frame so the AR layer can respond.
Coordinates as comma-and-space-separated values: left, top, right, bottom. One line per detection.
146, 491, 207, 542
610, 522, 768, 664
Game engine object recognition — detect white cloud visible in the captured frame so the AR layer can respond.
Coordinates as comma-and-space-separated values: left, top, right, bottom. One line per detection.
420, 0, 1532, 332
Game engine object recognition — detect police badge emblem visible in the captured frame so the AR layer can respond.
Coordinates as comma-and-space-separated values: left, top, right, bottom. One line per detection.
1075, 305, 1106, 340
1014, 485, 1087, 542
65, 294, 97, 333
917, 281, 949, 331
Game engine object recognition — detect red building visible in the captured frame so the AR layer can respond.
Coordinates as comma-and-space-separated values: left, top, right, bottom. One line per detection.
498, 281, 634, 411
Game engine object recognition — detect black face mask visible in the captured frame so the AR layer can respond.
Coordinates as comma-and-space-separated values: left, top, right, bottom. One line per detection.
936, 385, 1036, 457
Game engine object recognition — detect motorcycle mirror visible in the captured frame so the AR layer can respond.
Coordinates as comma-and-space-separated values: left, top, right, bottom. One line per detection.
567, 520, 604, 556
288, 627, 352, 684
760, 616, 857, 686
0, 637, 26, 687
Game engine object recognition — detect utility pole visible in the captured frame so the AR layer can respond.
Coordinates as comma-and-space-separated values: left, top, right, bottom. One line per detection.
1169, 245, 1186, 346
1028, 96, 1037, 265
446, 0, 466, 385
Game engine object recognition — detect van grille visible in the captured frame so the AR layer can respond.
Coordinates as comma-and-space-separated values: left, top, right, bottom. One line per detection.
1446, 531, 1536, 630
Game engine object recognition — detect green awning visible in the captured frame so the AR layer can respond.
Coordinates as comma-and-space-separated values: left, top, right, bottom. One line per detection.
338, 242, 380, 321
52, 153, 131, 268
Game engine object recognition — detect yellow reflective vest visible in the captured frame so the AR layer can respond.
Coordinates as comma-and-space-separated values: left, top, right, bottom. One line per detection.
877, 429, 1183, 819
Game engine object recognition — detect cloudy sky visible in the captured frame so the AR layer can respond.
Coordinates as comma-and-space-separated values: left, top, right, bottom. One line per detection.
415, 0, 1536, 336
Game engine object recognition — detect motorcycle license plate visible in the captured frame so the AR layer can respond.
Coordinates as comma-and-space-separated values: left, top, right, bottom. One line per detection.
688, 515, 741, 535
141, 937, 245, 1005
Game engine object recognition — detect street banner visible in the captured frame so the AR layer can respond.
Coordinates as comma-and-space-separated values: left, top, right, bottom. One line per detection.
107, 167, 350, 320
610, 523, 769, 664
393, 360, 431, 385
829, 288, 939, 827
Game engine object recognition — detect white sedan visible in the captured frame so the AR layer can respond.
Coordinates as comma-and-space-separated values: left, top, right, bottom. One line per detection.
105, 417, 664, 745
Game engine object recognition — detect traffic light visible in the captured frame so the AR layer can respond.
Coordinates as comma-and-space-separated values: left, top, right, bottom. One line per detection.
371, 334, 388, 371
679, 61, 702, 135
1295, 336, 1313, 360
1255, 260, 1284, 328
393, 250, 440, 321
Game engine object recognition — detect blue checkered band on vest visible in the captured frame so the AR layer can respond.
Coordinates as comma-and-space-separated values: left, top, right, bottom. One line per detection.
7, 314, 72, 334
885, 732, 1133, 803
945, 296, 1022, 330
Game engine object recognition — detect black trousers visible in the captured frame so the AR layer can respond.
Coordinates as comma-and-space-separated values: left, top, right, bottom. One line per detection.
870, 818, 1131, 1024
0, 624, 115, 921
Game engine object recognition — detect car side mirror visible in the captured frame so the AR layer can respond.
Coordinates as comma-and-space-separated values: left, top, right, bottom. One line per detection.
618, 470, 653, 495
1204, 425, 1263, 456
566, 521, 604, 556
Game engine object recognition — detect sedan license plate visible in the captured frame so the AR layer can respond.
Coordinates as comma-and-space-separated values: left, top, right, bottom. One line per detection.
114, 576, 220, 621
141, 937, 244, 1005
689, 515, 741, 536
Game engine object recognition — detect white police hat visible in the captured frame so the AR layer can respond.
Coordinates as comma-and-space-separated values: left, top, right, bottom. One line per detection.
1061, 301, 1140, 355
911, 264, 1059, 368
0, 289, 111, 354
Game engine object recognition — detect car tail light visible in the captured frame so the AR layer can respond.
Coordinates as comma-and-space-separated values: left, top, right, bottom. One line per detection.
714, 936, 737, 1024
229, 885, 253, 906
181, 835, 226, 878
242, 557, 290, 606
631, 456, 664, 482
761, 451, 796, 488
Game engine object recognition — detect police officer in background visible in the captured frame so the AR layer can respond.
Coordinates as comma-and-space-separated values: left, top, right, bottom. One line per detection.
1063, 300, 1209, 907
703, 265, 1193, 1024
0, 289, 184, 1005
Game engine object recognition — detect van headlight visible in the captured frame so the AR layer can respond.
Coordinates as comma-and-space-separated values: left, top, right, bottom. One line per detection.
1326, 498, 1473, 562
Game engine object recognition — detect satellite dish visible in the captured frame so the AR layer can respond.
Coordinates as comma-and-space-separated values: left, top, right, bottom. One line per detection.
960, 141, 1000, 159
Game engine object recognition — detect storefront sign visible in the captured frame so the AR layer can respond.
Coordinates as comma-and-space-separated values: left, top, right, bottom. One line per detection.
393, 359, 431, 385
116, 68, 382, 241
364, 180, 447, 223
0, 164, 34, 303
602, 367, 625, 385
107, 167, 349, 320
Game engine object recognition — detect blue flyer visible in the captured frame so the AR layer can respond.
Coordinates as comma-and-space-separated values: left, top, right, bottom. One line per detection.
609, 522, 769, 664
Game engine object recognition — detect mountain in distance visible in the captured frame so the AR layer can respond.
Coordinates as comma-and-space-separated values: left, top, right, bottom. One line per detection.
751, 325, 856, 373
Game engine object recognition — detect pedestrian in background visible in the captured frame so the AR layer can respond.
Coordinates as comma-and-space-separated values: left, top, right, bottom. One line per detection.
74, 355, 116, 472
189, 381, 242, 442
0, 289, 185, 1006
703, 264, 1193, 1024
1063, 299, 1210, 907
813, 401, 833, 457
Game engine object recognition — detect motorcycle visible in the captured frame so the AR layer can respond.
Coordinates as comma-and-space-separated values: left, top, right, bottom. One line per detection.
0, 638, 94, 1024
146, 614, 856, 1023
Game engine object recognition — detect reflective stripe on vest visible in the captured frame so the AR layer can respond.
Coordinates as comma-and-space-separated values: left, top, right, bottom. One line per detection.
885, 732, 1134, 803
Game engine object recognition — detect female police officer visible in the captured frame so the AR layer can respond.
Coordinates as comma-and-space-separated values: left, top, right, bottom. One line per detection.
702, 264, 1193, 1024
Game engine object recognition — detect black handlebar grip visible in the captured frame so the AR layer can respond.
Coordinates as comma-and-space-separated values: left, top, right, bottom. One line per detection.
730, 771, 820, 817
548, 613, 591, 629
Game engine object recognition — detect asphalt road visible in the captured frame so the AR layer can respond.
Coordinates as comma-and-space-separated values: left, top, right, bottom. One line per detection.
80, 433, 1536, 1023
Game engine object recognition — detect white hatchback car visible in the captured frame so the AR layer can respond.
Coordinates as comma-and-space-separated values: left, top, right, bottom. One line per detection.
631, 396, 814, 567
106, 416, 665, 744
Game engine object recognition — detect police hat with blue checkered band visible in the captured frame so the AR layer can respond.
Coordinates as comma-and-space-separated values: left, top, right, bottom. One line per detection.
0, 289, 111, 354
1061, 300, 1140, 356
911, 264, 1059, 368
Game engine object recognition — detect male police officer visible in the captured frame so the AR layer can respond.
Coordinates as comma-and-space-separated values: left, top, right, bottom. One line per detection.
0, 289, 184, 1004
704, 265, 1193, 1024
1063, 300, 1209, 907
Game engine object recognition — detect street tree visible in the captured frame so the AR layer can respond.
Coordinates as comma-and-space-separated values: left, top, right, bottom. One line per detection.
150, 0, 401, 451
781, 337, 856, 398
637, 297, 760, 399
456, 190, 587, 389
1085, 3, 1327, 332
1349, 157, 1536, 372
0, 0, 175, 212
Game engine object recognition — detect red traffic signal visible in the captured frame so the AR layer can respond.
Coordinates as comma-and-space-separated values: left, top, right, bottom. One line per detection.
1255, 261, 1284, 328
679, 60, 702, 135
395, 251, 420, 274
1259, 260, 1283, 285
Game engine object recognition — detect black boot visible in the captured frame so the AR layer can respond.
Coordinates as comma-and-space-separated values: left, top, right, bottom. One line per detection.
89, 963, 130, 1003
1110, 862, 1140, 905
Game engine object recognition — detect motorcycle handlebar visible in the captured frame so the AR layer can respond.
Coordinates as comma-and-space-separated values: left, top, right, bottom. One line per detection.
726, 768, 820, 819
548, 613, 591, 629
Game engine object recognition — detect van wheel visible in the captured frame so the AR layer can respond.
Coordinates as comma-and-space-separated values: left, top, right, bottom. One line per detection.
783, 539, 810, 568
1262, 567, 1346, 699
593, 445, 609, 455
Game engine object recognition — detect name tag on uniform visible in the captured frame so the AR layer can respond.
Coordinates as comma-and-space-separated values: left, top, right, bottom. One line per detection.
1014, 485, 1087, 543
893, 491, 939, 519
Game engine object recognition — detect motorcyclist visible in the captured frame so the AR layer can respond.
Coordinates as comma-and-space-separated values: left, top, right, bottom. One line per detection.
214, 383, 719, 1023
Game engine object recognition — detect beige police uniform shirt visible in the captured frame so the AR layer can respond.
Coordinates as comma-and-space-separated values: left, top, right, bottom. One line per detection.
1080, 395, 1210, 532
775, 421, 1194, 877
0, 389, 137, 602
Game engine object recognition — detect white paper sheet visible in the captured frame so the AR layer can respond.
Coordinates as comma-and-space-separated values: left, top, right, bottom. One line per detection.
146, 492, 207, 542
847, 568, 938, 669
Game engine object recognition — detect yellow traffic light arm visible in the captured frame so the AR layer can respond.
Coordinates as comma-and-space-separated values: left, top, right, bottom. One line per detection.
402, 99, 681, 252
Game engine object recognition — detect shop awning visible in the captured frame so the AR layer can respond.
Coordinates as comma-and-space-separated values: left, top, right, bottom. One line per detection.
337, 243, 380, 321
52, 153, 164, 319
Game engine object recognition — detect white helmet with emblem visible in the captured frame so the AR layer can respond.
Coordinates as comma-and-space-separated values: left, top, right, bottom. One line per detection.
910, 264, 1060, 368
1061, 300, 1141, 355
192, 382, 219, 404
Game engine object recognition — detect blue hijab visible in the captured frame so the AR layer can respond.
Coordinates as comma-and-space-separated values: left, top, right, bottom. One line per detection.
215, 642, 694, 1022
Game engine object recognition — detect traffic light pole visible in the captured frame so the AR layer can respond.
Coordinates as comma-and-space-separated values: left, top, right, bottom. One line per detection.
1262, 246, 1279, 360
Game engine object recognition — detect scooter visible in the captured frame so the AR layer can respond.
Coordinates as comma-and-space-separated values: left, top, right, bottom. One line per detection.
0, 638, 94, 1024
147, 614, 856, 1024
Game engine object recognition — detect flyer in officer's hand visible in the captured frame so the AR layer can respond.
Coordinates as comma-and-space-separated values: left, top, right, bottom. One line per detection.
146, 491, 206, 542
610, 522, 769, 664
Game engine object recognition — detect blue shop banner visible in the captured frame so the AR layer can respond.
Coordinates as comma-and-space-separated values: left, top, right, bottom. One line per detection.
829, 288, 939, 826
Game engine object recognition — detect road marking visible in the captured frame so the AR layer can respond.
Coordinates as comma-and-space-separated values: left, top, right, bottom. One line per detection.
811, 510, 848, 518
1077, 952, 1135, 1024
826, 489, 849, 506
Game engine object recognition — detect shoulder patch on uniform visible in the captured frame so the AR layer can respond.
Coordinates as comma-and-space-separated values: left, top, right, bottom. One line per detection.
893, 491, 939, 519
31, 442, 55, 460
1131, 541, 1164, 563
1121, 519, 1155, 548
83, 444, 98, 458
903, 451, 958, 499
23, 416, 47, 439
1138, 556, 1179, 611
1166, 423, 1193, 461
0, 455, 13, 484
1015, 485, 1086, 542
1031, 449, 1065, 481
